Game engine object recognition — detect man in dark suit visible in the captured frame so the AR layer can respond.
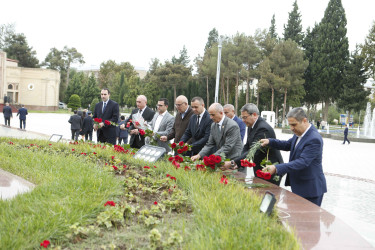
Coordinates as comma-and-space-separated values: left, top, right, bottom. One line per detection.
122, 95, 155, 149
16, 105, 28, 130
191, 103, 243, 161
260, 107, 327, 206
223, 104, 246, 142
160, 95, 194, 144
180, 97, 212, 156
223, 103, 283, 185
3, 102, 12, 126
68, 110, 83, 141
93, 88, 119, 145
343, 125, 350, 144
82, 111, 94, 141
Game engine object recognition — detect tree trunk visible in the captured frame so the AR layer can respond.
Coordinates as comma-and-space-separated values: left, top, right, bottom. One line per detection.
173, 84, 177, 113
226, 78, 229, 104
275, 105, 279, 126
323, 100, 330, 122
246, 78, 249, 103
235, 73, 239, 115
221, 77, 225, 104
282, 88, 288, 127
206, 76, 209, 106
66, 67, 70, 87
271, 88, 274, 112
256, 81, 259, 107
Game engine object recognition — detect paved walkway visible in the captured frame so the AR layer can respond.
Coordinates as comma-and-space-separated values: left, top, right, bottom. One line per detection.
1, 113, 375, 246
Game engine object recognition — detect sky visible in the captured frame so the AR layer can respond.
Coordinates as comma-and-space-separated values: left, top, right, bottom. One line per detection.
1, 0, 374, 71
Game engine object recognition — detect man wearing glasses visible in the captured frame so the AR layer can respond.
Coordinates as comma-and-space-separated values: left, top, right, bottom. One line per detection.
221, 103, 283, 185
160, 95, 194, 144
149, 98, 175, 152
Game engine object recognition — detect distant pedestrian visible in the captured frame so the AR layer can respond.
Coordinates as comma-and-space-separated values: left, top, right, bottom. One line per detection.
83, 111, 94, 141
68, 110, 83, 141
16, 105, 28, 130
343, 125, 350, 144
117, 115, 128, 145
317, 119, 321, 130
3, 102, 12, 126
321, 120, 326, 130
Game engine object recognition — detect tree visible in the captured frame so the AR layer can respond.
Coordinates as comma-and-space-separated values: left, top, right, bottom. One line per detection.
361, 21, 375, 78
205, 28, 219, 51
269, 14, 278, 39
0, 23, 15, 49
310, 0, 349, 120
81, 74, 100, 109
98, 60, 138, 89
3, 33, 39, 68
64, 72, 85, 103
283, 0, 304, 45
90, 97, 100, 112
68, 94, 81, 111
337, 47, 370, 116
172, 45, 190, 67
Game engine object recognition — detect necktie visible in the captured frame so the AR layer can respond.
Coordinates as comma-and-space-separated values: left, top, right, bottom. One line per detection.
196, 115, 200, 127
102, 102, 107, 113
218, 123, 221, 131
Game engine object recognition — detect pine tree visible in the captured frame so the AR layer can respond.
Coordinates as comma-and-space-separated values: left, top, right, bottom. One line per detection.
269, 14, 278, 39
81, 74, 100, 109
283, 0, 304, 45
311, 0, 349, 120
64, 72, 85, 103
361, 21, 375, 78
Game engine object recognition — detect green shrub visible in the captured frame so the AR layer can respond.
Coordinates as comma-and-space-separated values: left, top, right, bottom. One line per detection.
68, 94, 81, 111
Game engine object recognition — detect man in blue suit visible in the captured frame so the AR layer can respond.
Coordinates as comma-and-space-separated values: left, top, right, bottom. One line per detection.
260, 107, 327, 207
17, 105, 28, 130
93, 88, 119, 145
223, 104, 246, 142
180, 97, 212, 156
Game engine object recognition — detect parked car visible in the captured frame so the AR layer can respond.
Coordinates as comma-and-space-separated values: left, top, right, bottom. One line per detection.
59, 102, 67, 109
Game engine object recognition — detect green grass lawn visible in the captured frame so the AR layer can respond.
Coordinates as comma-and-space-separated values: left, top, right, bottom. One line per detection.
0, 139, 300, 249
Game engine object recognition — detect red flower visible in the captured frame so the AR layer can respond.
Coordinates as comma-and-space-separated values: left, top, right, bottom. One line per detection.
94, 118, 102, 123
240, 159, 256, 167
93, 152, 97, 155
196, 164, 205, 171
126, 122, 131, 128
184, 166, 191, 171
153, 166, 157, 168
172, 161, 180, 168
139, 129, 145, 136
40, 240, 50, 248
153, 201, 158, 205
179, 141, 184, 146
170, 176, 176, 181
166, 174, 171, 177
8, 141, 14, 144
214, 155, 222, 164
171, 143, 177, 149
48, 144, 52, 146
123, 165, 127, 169
104, 201, 116, 206
177, 149, 183, 154
256, 170, 272, 180
144, 166, 150, 169
135, 121, 140, 126
220, 176, 228, 185
112, 166, 118, 170
168, 156, 174, 162
104, 120, 111, 126
175, 155, 183, 162
72, 149, 75, 151
182, 146, 188, 152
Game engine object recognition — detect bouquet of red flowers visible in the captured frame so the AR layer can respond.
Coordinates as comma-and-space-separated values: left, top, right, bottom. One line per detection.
93, 118, 102, 125
203, 153, 225, 171
170, 141, 191, 155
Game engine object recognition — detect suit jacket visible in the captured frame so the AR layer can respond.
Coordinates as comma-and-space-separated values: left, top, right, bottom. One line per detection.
199, 116, 243, 160
233, 117, 283, 185
3, 106, 12, 118
17, 107, 28, 120
68, 114, 83, 130
93, 99, 119, 139
116, 120, 129, 138
167, 106, 194, 143
233, 115, 246, 141
180, 110, 212, 155
269, 125, 327, 199
126, 106, 155, 148
82, 116, 93, 133
149, 111, 175, 152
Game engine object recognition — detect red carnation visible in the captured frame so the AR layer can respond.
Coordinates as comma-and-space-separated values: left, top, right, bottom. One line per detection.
171, 143, 177, 149
182, 146, 188, 152
135, 121, 140, 126
166, 174, 171, 177
123, 165, 127, 169
168, 156, 174, 162
104, 120, 111, 126
40, 240, 50, 248
214, 155, 222, 163
153, 201, 158, 205
144, 166, 150, 169
177, 149, 183, 154
184, 166, 191, 171
139, 129, 145, 136
112, 166, 118, 170
220, 176, 228, 185
179, 141, 184, 146
126, 122, 131, 128
104, 201, 116, 206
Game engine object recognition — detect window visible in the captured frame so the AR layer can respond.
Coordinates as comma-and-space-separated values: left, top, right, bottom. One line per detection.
8, 84, 13, 90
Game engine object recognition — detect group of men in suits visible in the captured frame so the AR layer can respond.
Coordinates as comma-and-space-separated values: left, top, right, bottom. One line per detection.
93, 88, 326, 207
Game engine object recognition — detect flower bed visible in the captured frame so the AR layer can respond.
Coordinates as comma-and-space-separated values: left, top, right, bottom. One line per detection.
0, 138, 299, 249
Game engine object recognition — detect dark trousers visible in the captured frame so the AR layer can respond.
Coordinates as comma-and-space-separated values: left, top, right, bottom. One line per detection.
97, 130, 116, 145
19, 119, 26, 129
118, 136, 128, 145
85, 131, 93, 141
4, 117, 10, 126
305, 194, 324, 207
343, 135, 350, 144
71, 129, 80, 140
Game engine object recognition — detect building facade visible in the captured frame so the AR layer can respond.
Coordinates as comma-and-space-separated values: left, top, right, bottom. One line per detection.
0, 51, 60, 111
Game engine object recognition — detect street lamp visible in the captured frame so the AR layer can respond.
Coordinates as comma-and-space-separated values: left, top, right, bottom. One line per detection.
214, 36, 222, 103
